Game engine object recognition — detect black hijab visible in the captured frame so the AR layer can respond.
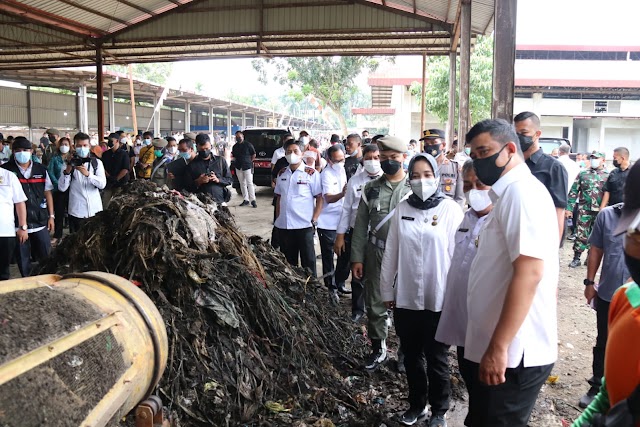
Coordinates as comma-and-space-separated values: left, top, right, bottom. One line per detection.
406, 153, 446, 210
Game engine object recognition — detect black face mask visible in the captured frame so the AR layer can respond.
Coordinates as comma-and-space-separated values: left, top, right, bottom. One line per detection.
107, 140, 114, 148
380, 159, 402, 175
517, 133, 534, 153
424, 144, 442, 158
625, 252, 640, 285
613, 159, 620, 168
48, 135, 56, 143
473, 144, 512, 186
198, 149, 212, 159
235, 136, 243, 143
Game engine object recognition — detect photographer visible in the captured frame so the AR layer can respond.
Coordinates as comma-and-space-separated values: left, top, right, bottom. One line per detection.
58, 132, 106, 232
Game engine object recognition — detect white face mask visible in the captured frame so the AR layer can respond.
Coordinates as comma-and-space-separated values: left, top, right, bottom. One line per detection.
300, 136, 310, 145
59, 145, 70, 154
410, 178, 438, 201
590, 159, 601, 169
89, 139, 98, 147
285, 153, 301, 165
465, 189, 492, 212
363, 159, 381, 175
331, 161, 345, 172
167, 146, 178, 154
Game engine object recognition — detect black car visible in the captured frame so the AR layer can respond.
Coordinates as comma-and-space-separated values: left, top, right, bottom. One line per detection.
230, 127, 296, 193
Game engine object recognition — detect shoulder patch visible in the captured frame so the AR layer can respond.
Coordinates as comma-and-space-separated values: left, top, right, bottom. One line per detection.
305, 167, 316, 176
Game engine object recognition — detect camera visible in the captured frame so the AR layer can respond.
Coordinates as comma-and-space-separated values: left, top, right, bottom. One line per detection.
69, 155, 88, 167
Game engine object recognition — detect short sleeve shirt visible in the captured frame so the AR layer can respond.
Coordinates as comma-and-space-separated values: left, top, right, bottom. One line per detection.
231, 142, 256, 170
588, 204, 629, 301
317, 166, 346, 230
603, 167, 630, 206
526, 148, 569, 209
274, 165, 321, 230
102, 148, 131, 182
0, 168, 27, 237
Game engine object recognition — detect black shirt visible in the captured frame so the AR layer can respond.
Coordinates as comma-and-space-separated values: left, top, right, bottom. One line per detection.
185, 155, 232, 203
271, 157, 289, 181
603, 166, 630, 206
525, 148, 568, 209
231, 141, 256, 170
102, 148, 130, 186
345, 155, 362, 181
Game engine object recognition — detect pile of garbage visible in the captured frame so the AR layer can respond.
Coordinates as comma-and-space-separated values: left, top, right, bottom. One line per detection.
38, 181, 386, 426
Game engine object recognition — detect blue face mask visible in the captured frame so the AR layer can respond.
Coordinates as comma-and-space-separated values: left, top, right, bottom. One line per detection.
178, 152, 190, 160
143, 139, 152, 146
77, 147, 90, 158
15, 151, 31, 164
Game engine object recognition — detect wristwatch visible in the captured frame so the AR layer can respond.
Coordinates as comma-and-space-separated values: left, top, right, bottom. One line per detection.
19, 225, 27, 231
583, 279, 595, 286
311, 220, 318, 228
49, 214, 55, 219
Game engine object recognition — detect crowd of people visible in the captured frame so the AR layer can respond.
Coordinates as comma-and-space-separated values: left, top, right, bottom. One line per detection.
0, 112, 638, 426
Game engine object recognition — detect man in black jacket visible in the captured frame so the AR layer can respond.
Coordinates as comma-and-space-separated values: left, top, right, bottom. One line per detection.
1, 137, 55, 276
185, 133, 232, 204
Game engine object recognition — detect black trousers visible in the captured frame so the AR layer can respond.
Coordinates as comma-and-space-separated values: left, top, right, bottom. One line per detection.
590, 295, 610, 390
52, 190, 68, 239
457, 347, 475, 426
335, 228, 364, 314
317, 228, 338, 290
0, 236, 15, 280
278, 227, 317, 276
16, 227, 51, 277
467, 359, 553, 426
69, 216, 88, 234
395, 308, 451, 415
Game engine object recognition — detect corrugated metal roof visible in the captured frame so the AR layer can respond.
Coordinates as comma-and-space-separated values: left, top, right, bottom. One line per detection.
0, 0, 495, 70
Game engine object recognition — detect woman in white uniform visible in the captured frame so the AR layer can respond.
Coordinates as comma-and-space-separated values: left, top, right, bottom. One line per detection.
435, 159, 493, 426
381, 153, 464, 427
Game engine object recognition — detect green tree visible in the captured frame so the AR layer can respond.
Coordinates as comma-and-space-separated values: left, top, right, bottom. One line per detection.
107, 63, 173, 85
252, 57, 380, 135
411, 35, 493, 126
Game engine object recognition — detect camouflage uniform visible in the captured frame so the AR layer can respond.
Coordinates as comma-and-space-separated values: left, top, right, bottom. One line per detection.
566, 167, 609, 255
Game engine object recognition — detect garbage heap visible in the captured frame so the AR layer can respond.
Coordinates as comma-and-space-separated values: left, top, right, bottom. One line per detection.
38, 181, 371, 426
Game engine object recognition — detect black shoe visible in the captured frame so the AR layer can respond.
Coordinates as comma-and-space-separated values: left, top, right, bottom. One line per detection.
399, 406, 428, 426
429, 414, 447, 427
364, 347, 387, 370
351, 312, 364, 323
251, 201, 257, 208
239, 200, 249, 207
569, 258, 582, 268
337, 284, 352, 294
579, 390, 598, 408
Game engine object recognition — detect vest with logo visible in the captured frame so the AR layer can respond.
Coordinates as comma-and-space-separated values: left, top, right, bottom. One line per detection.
2, 160, 48, 229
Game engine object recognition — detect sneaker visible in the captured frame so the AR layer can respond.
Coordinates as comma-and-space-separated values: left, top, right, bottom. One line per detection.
351, 312, 364, 323
337, 284, 352, 295
251, 201, 257, 208
239, 200, 249, 207
364, 347, 387, 370
429, 414, 447, 427
399, 406, 428, 426
568, 258, 582, 268
329, 290, 339, 306
567, 234, 576, 241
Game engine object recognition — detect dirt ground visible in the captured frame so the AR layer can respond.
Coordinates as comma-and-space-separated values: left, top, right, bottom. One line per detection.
229, 186, 597, 427
7, 185, 597, 426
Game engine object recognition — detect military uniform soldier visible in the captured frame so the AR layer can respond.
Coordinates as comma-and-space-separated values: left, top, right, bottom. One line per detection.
567, 151, 609, 268
351, 136, 411, 370
419, 129, 464, 207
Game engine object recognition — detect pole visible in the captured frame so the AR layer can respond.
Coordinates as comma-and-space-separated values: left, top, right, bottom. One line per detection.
96, 45, 104, 139
447, 51, 457, 149
109, 84, 116, 132
420, 52, 427, 149
491, 0, 517, 120
128, 64, 138, 134
458, 0, 471, 141
26, 86, 33, 141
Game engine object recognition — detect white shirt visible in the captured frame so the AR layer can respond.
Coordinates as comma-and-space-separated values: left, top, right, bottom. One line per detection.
0, 168, 27, 237
274, 164, 322, 230
337, 169, 382, 234
557, 154, 580, 191
317, 165, 347, 230
465, 163, 559, 368
380, 199, 463, 312
58, 159, 107, 218
271, 147, 285, 165
15, 160, 54, 233
435, 210, 488, 347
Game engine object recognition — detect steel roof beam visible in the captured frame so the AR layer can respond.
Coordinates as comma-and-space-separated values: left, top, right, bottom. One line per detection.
117, 0, 157, 17
55, 0, 129, 25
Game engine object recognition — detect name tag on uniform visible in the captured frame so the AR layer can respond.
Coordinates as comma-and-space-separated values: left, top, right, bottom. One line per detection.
280, 178, 287, 181
401, 216, 415, 221
296, 180, 307, 185
458, 228, 469, 232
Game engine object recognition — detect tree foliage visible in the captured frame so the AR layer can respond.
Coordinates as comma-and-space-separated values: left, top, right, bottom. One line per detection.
108, 63, 174, 86
411, 35, 493, 126
252, 57, 380, 135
